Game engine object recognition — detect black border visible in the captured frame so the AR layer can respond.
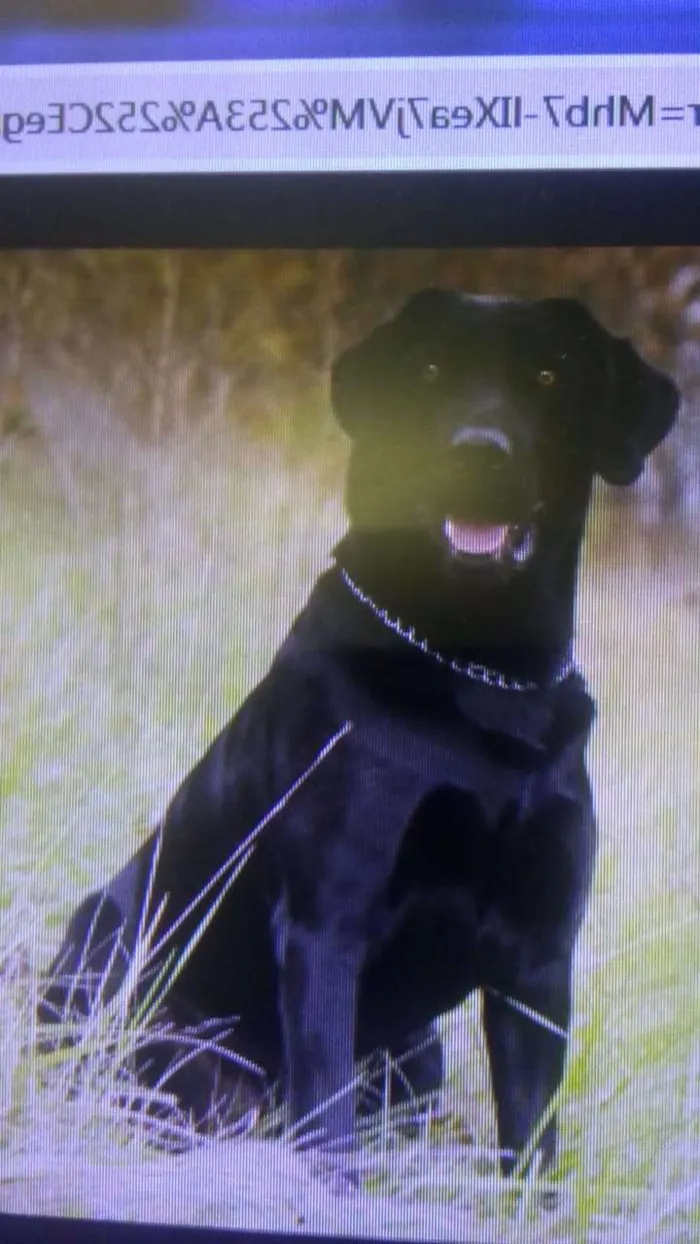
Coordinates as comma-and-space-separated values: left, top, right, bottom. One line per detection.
0, 1217, 247, 1243
0, 1217, 352, 1244
1, 170, 700, 248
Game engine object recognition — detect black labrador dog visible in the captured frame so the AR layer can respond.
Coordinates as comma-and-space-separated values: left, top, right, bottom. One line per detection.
40, 290, 679, 1173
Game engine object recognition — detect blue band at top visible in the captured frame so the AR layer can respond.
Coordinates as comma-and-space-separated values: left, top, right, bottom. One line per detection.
0, 3, 699, 65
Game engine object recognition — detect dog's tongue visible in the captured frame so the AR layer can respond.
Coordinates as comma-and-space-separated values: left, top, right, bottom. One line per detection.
445, 518, 509, 556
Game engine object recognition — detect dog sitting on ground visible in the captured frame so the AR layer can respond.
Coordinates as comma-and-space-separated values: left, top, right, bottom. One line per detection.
40, 290, 679, 1173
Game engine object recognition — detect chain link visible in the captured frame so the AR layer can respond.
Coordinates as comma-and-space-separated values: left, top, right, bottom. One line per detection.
340, 569, 576, 693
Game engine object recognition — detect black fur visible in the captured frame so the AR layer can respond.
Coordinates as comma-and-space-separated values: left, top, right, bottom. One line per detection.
40, 291, 679, 1172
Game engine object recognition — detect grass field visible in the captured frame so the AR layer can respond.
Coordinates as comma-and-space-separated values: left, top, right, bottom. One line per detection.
0, 366, 699, 1243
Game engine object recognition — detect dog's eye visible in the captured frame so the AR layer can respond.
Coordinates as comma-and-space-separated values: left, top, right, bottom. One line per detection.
422, 362, 441, 383
537, 368, 557, 389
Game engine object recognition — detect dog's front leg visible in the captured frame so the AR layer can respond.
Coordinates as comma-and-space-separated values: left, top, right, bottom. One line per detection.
277, 912, 363, 1152
272, 748, 412, 1156
482, 958, 571, 1176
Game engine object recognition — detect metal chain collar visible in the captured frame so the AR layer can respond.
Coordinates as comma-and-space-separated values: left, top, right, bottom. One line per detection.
340, 568, 576, 693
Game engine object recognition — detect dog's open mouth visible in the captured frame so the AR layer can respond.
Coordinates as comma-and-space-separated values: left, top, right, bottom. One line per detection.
434, 432, 539, 566
444, 517, 534, 564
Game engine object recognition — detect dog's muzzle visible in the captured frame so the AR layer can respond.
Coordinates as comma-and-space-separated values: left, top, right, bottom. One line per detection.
441, 425, 536, 566
450, 426, 513, 455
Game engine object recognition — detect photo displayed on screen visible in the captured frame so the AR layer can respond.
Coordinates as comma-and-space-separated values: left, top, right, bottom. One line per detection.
0, 249, 698, 1241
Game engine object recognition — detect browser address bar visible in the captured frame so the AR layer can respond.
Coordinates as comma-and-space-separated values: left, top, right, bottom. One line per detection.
0, 55, 699, 174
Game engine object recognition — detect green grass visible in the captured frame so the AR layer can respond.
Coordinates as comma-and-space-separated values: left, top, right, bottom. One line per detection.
0, 374, 699, 1242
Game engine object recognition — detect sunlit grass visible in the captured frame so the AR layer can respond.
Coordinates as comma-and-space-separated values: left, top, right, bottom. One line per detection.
0, 373, 699, 1240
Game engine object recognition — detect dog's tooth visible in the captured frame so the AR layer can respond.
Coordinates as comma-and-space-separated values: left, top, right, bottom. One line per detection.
512, 529, 534, 564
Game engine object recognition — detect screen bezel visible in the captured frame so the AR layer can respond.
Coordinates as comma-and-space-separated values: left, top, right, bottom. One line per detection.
1, 170, 700, 247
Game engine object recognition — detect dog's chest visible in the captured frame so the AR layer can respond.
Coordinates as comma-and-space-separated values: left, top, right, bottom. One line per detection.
368, 708, 594, 972
384, 762, 572, 896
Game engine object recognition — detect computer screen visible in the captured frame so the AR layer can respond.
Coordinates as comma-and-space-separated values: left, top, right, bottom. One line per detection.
0, 8, 698, 1244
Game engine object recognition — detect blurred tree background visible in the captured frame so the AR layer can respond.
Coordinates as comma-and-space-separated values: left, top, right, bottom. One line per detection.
0, 248, 698, 527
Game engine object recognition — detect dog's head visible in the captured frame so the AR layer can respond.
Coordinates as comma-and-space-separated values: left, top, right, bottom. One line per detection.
332, 290, 679, 572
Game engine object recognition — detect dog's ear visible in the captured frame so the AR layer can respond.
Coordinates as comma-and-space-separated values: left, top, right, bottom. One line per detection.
542, 298, 680, 486
598, 334, 680, 485
331, 289, 456, 439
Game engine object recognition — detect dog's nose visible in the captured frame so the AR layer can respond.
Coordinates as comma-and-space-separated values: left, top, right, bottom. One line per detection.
451, 426, 513, 454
